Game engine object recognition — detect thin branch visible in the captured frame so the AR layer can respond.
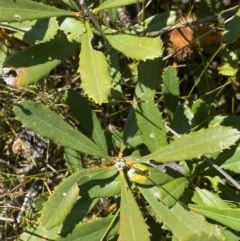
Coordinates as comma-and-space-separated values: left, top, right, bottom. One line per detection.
147, 8, 238, 37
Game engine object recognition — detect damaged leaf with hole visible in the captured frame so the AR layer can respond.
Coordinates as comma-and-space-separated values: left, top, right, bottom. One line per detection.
2, 35, 79, 86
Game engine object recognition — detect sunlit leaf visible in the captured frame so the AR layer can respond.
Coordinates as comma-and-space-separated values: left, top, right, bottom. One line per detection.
59, 17, 85, 42
190, 205, 240, 232
157, 177, 188, 207
20, 222, 62, 241
79, 22, 112, 104
128, 162, 173, 185
139, 187, 225, 241
3, 33, 78, 86
0, 0, 77, 23
4, 17, 59, 44
140, 126, 240, 162
106, 31, 163, 61
119, 171, 150, 241
40, 168, 115, 229
218, 47, 238, 76
193, 188, 230, 208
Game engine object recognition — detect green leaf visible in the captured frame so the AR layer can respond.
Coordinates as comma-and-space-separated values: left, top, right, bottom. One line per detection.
218, 46, 238, 76
209, 115, 240, 130
126, 134, 143, 149
0, 47, 7, 75
172, 104, 193, 134
107, 48, 123, 100
191, 100, 208, 129
162, 66, 179, 120
119, 171, 150, 241
65, 89, 108, 154
140, 126, 240, 162
60, 197, 99, 235
40, 174, 79, 229
59, 0, 80, 11
20, 223, 62, 241
125, 11, 178, 34
221, 229, 240, 241
13, 101, 109, 158
0, 0, 77, 23
106, 31, 163, 61
129, 163, 173, 186
122, 107, 138, 145
59, 17, 85, 42
56, 216, 117, 241
139, 188, 225, 240
190, 205, 240, 232
206, 176, 240, 203
4, 17, 59, 44
80, 173, 121, 198
222, 9, 240, 43
135, 58, 162, 97
218, 147, 240, 174
64, 147, 83, 174
193, 188, 230, 208
134, 94, 167, 152
79, 22, 112, 104
4, 33, 79, 86
179, 232, 226, 241
94, 0, 145, 12
157, 177, 188, 207
40, 168, 115, 229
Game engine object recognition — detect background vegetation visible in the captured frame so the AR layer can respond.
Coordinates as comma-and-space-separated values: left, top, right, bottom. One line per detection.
0, 0, 240, 240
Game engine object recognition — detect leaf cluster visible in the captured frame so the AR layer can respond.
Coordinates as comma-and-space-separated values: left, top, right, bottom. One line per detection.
0, 0, 240, 241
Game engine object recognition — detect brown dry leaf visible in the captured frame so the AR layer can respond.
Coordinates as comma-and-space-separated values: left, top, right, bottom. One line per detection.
169, 16, 223, 61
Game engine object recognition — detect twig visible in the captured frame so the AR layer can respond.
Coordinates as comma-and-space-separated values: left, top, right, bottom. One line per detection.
79, 0, 109, 49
